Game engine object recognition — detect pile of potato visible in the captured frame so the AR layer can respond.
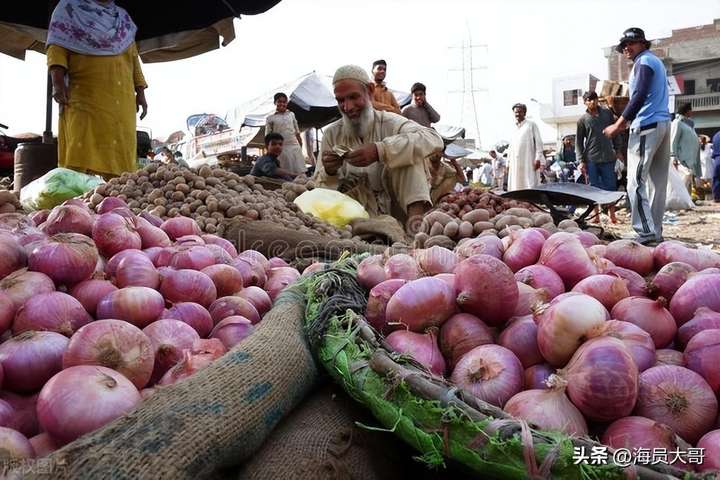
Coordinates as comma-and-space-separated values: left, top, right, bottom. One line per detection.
278, 175, 316, 203
84, 163, 349, 239
435, 189, 536, 218
0, 189, 22, 214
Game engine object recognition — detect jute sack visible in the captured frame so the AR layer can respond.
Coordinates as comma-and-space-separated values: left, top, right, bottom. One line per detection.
17, 287, 318, 480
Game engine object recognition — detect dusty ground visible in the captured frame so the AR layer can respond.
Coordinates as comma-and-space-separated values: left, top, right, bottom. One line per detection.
591, 200, 720, 250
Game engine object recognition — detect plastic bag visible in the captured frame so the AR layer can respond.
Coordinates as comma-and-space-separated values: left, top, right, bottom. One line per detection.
294, 188, 369, 227
665, 164, 694, 211
20, 168, 104, 211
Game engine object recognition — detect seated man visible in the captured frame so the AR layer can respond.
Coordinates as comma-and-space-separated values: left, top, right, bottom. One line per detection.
250, 133, 296, 180
314, 65, 444, 232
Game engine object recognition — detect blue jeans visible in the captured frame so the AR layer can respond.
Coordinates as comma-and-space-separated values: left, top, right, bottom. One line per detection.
588, 161, 617, 191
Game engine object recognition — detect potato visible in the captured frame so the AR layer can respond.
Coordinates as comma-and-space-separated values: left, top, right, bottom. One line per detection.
494, 215, 519, 230
458, 221, 474, 239
429, 222, 444, 237
541, 222, 559, 234
532, 213, 554, 227
414, 232, 429, 249
505, 207, 532, 218
564, 227, 582, 233
479, 229, 498, 237
473, 221, 495, 234
518, 217, 533, 228
443, 221, 459, 239
198, 166, 213, 178
424, 235, 456, 250
558, 219, 579, 229
424, 210, 454, 227
461, 208, 490, 224
498, 225, 522, 238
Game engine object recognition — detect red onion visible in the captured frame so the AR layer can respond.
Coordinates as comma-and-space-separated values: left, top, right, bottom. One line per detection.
699, 267, 720, 275
267, 257, 289, 270
535, 293, 607, 367
602, 416, 688, 456
28, 233, 98, 285
498, 315, 543, 368
302, 262, 327, 276
357, 255, 387, 290
574, 231, 600, 248
142, 246, 164, 264
386, 329, 445, 376
384, 254, 420, 281
175, 235, 205, 246
439, 313, 494, 369
160, 269, 217, 308
232, 256, 267, 288
505, 384, 588, 435
210, 316, 255, 349
63, 320, 155, 389
0, 398, 12, 427
514, 265, 564, 300
0, 235, 26, 280
513, 283, 549, 316
0, 392, 39, 437
134, 216, 171, 248
168, 245, 216, 271
92, 213, 141, 258
0, 331, 69, 392
29, 432, 58, 457
455, 236, 504, 260
160, 302, 213, 337
150, 247, 176, 268
0, 269, 55, 310
677, 307, 720, 348
587, 244, 607, 258
450, 344, 523, 407
205, 244, 234, 265
208, 296, 261, 325
365, 279, 407, 333
69, 279, 117, 316
139, 210, 163, 228
0, 427, 35, 459
655, 241, 720, 271
265, 267, 300, 301
434, 273, 454, 290
157, 351, 213, 386
96, 286, 165, 328
604, 239, 654, 275
539, 232, 597, 288
502, 229, 545, 273
670, 273, 720, 326
386, 277, 456, 332
96, 196, 128, 214
238, 250, 270, 271
192, 338, 227, 358
115, 253, 159, 289
587, 320, 655, 372
601, 265, 648, 297
524, 363, 554, 390
109, 207, 135, 219
38, 365, 141, 445
199, 264, 243, 298
655, 349, 685, 367
13, 292, 92, 337
415, 246, 459, 275
571, 274, 629, 311
591, 256, 616, 271
611, 297, 676, 347
160, 217, 201, 241
697, 429, 720, 471
236, 286, 272, 316
31, 210, 50, 226
202, 234, 237, 258
143, 319, 200, 384
0, 291, 15, 334
42, 205, 94, 237
105, 249, 145, 279
559, 337, 638, 421
684, 329, 720, 393
635, 365, 718, 443
647, 262, 696, 300
455, 255, 518, 327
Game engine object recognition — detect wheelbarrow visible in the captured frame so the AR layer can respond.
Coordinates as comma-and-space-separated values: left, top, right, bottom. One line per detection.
501, 183, 625, 229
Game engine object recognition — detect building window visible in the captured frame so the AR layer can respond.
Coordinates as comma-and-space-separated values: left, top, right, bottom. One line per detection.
707, 78, 720, 93
563, 89, 582, 106
684, 79, 695, 95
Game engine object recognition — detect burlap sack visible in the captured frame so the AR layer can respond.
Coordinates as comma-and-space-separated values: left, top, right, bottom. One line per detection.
349, 215, 409, 245
17, 287, 318, 480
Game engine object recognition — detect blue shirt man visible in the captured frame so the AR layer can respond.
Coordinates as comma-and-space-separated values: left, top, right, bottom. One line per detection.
712, 130, 720, 202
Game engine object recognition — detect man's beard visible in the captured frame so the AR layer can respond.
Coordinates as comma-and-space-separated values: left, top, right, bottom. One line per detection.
341, 104, 374, 141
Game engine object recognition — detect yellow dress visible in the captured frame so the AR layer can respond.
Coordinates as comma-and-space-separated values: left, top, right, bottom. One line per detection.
47, 43, 147, 178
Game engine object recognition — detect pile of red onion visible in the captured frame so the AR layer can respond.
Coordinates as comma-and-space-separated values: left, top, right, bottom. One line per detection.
0, 202, 303, 458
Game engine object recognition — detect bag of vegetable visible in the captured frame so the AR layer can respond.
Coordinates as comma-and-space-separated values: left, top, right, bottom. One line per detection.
20, 168, 104, 211
294, 188, 369, 228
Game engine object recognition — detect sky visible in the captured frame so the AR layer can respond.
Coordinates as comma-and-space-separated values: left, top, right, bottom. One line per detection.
1, 0, 718, 149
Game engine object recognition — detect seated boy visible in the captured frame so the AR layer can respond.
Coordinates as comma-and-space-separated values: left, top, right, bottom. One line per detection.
250, 133, 296, 180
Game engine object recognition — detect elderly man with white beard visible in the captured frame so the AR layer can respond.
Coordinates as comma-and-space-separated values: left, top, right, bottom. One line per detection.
314, 65, 444, 232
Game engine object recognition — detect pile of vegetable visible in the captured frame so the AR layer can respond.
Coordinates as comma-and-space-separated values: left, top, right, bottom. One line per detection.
0, 201, 302, 460
358, 235, 720, 473
81, 163, 348, 239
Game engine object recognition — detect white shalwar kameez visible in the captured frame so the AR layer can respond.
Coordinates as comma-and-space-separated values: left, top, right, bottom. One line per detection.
507, 119, 545, 191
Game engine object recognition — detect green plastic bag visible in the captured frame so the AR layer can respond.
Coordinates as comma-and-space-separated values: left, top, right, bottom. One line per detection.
293, 188, 369, 227
20, 168, 104, 211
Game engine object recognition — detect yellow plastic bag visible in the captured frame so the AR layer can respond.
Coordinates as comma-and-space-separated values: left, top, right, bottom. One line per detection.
293, 188, 369, 227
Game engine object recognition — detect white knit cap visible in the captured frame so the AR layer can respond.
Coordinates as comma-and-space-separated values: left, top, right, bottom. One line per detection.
332, 65, 371, 85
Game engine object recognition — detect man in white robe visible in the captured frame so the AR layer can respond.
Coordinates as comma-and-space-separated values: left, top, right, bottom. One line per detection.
507, 103, 545, 191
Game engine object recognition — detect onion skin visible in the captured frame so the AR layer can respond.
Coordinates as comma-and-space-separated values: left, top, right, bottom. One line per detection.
160, 217, 202, 241
502, 229, 546, 273
604, 240, 654, 275
236, 286, 272, 317
524, 363, 554, 390
28, 233, 99, 286
601, 416, 687, 455
69, 279, 118, 316
0, 427, 35, 460
634, 365, 718, 444
571, 274, 630, 311
559, 337, 638, 422
439, 313, 494, 369
647, 262, 696, 301
63, 320, 155, 389
513, 283, 548, 316
238, 250, 270, 272
601, 266, 648, 298
209, 316, 255, 350
386, 329, 446, 376
208, 296, 261, 325
92, 213, 142, 258
416, 246, 459, 275
143, 320, 201, 385
654, 240, 720, 271
134, 216, 171, 249
201, 264, 245, 298
514, 265, 565, 300
160, 269, 217, 308
232, 256, 267, 288
535, 293, 607, 367
115, 253, 160, 289
37, 365, 141, 445
157, 350, 214, 386
265, 267, 301, 301
169, 246, 216, 271
677, 307, 720, 348
655, 349, 685, 367
505, 385, 588, 435
450, 344, 523, 407
498, 315, 543, 368
539, 232, 597, 288
205, 244, 234, 265
575, 231, 600, 248
13, 292, 92, 337
434, 273, 454, 289
0, 331, 69, 393
669, 273, 720, 326
160, 302, 213, 337
202, 235, 238, 258
684, 329, 720, 393
105, 249, 145, 279
31, 210, 50, 226
455, 255, 518, 327
365, 279, 407, 333
29, 432, 59, 457
384, 254, 420, 281
0, 392, 39, 437
139, 211, 163, 228
386, 277, 456, 332
611, 297, 677, 348
455, 236, 504, 260
696, 429, 720, 471
96, 197, 128, 214
42, 205, 94, 237
0, 235, 27, 281
0, 291, 15, 334
587, 320, 656, 372
96, 286, 165, 328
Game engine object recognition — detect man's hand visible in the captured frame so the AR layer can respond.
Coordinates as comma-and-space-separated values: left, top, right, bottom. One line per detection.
580, 162, 588, 177
322, 151, 343, 176
345, 144, 379, 167
52, 84, 69, 106
533, 160, 542, 171
136, 89, 148, 120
